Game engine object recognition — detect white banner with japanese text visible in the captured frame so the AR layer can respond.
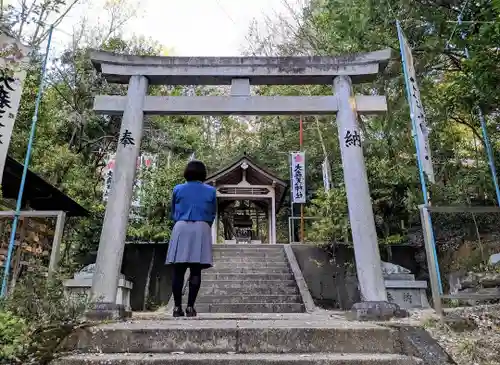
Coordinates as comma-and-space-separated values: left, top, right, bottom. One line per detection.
0, 34, 31, 184
322, 157, 331, 192
102, 153, 157, 210
291, 152, 306, 203
398, 25, 435, 183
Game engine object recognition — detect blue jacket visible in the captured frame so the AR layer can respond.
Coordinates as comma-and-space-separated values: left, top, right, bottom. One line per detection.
171, 181, 217, 224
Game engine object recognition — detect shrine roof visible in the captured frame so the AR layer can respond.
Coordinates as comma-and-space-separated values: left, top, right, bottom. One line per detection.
1, 156, 89, 217
205, 155, 288, 209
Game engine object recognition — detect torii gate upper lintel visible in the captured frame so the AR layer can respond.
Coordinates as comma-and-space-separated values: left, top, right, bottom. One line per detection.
88, 49, 392, 319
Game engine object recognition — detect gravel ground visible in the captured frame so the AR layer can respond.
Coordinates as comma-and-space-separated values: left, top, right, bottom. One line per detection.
403, 305, 500, 365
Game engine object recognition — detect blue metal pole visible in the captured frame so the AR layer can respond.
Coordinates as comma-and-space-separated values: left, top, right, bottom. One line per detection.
477, 107, 500, 206
289, 152, 294, 243
396, 21, 443, 294
457, 15, 500, 206
1, 25, 54, 298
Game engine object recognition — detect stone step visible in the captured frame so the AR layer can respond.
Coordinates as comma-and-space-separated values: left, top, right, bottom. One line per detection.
65, 319, 401, 354
201, 280, 297, 288
203, 273, 294, 281
212, 257, 287, 263
199, 285, 299, 296
213, 248, 285, 254
213, 260, 289, 269
213, 263, 290, 270
212, 252, 286, 256
213, 245, 285, 250
192, 303, 305, 313
213, 259, 287, 264
213, 251, 286, 256
213, 253, 286, 259
213, 263, 290, 274
213, 250, 286, 255
185, 294, 303, 304
55, 353, 422, 365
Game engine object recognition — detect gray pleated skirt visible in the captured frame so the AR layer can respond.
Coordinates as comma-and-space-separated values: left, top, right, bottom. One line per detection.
166, 221, 213, 269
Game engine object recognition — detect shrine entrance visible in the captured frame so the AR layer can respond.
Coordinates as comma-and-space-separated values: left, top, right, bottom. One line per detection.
205, 156, 287, 245
87, 49, 393, 318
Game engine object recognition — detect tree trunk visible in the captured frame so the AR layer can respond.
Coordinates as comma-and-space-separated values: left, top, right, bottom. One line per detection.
143, 246, 156, 311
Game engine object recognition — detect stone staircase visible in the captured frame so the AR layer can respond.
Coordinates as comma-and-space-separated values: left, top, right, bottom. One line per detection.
52, 245, 454, 365
57, 317, 424, 364
54, 244, 440, 365
172, 244, 306, 313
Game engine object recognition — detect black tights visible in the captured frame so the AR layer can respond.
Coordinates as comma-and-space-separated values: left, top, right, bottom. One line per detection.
172, 263, 202, 308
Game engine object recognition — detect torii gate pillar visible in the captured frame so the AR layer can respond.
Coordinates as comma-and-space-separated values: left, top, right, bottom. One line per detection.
334, 76, 387, 304
88, 75, 148, 319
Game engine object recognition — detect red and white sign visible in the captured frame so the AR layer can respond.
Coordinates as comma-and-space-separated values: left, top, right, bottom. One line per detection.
102, 153, 157, 208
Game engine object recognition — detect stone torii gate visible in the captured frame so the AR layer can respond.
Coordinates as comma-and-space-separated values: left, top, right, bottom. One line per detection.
88, 50, 392, 319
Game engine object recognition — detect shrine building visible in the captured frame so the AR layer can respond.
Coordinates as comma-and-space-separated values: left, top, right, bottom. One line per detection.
205, 155, 288, 245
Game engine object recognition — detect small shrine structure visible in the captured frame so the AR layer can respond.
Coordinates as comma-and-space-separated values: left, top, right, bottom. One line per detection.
205, 156, 287, 245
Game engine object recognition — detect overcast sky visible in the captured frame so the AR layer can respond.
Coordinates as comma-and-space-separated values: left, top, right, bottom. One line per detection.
122, 0, 288, 56
5, 0, 294, 56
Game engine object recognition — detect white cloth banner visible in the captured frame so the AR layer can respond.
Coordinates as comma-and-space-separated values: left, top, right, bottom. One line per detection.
398, 24, 435, 183
321, 157, 331, 192
291, 152, 306, 203
102, 153, 157, 209
0, 34, 31, 185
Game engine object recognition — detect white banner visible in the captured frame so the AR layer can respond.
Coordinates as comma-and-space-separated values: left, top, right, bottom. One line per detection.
291, 152, 306, 204
398, 24, 435, 183
322, 157, 331, 192
102, 153, 157, 209
0, 34, 31, 184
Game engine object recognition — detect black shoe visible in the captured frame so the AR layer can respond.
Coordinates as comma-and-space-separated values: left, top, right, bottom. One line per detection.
186, 306, 197, 317
173, 307, 185, 318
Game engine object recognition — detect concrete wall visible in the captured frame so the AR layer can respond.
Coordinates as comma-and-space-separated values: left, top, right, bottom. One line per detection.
85, 242, 421, 311
291, 244, 359, 309
121, 244, 172, 311
291, 244, 421, 310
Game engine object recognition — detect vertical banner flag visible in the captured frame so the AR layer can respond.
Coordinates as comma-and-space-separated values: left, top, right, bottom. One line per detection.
102, 153, 157, 209
321, 157, 331, 192
0, 35, 31, 185
291, 152, 306, 203
397, 23, 435, 183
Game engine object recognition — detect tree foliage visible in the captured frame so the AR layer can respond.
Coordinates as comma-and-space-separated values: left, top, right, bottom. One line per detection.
247, 0, 500, 243
1, 0, 499, 255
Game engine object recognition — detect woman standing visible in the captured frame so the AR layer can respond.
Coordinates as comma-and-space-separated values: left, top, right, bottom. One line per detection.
166, 160, 216, 317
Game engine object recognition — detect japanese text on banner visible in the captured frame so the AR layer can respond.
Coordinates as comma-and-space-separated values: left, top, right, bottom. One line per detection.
399, 26, 435, 183
291, 152, 306, 204
0, 35, 31, 184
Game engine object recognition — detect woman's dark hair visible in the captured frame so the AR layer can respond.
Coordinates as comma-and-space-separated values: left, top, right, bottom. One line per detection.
184, 160, 207, 182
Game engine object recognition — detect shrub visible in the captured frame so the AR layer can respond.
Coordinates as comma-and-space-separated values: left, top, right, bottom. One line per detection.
0, 310, 28, 363
1, 260, 89, 364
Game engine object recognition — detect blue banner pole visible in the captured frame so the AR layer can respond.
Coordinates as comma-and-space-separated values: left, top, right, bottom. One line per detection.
396, 20, 443, 294
1, 25, 54, 298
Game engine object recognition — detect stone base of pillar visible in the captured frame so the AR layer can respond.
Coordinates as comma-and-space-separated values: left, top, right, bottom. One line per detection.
347, 301, 408, 321
85, 302, 132, 321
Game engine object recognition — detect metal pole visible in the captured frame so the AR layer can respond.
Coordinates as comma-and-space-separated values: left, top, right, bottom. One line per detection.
299, 116, 305, 243
396, 21, 443, 294
420, 205, 443, 319
1, 25, 54, 298
289, 153, 294, 243
456, 15, 500, 206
